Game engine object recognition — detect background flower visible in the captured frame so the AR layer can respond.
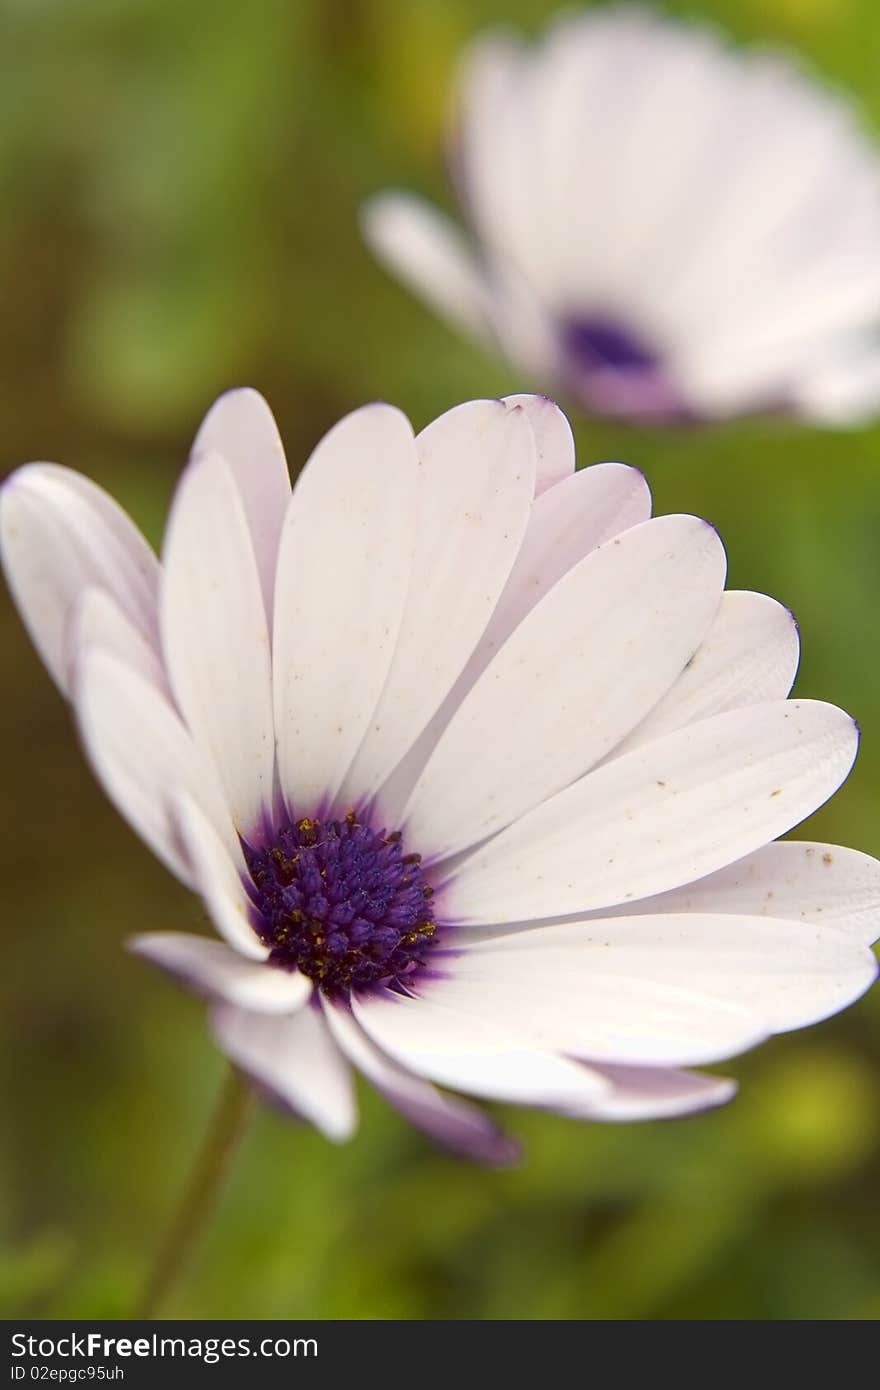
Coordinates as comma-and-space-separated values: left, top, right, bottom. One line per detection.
365, 5, 880, 425
2, 0, 880, 1321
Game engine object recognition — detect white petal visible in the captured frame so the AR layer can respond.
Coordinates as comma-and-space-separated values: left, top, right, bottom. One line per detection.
74, 649, 239, 886
388, 460, 652, 799
342, 399, 535, 810
484, 263, 561, 380
500, 393, 575, 494
129, 933, 310, 1012
192, 388, 291, 622
172, 791, 267, 960
458, 911, 877, 1038
612, 590, 799, 757
323, 1000, 519, 1165
474, 462, 652, 662
460, 10, 710, 311
616, 49, 874, 335
575, 1064, 737, 1121
211, 1003, 356, 1141
352, 987, 610, 1109
272, 404, 418, 816
681, 266, 880, 414
1, 463, 159, 695
161, 450, 275, 837
425, 953, 764, 1067
445, 699, 859, 924
405, 515, 725, 860
67, 587, 167, 692
601, 840, 880, 946
790, 348, 880, 425
362, 192, 493, 339
454, 32, 544, 287
525, 9, 701, 308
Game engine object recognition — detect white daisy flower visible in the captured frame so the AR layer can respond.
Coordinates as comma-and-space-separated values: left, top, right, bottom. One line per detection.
2, 388, 877, 1163
364, 5, 880, 425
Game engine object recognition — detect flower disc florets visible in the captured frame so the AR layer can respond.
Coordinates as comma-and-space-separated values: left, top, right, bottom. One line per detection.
244, 813, 438, 996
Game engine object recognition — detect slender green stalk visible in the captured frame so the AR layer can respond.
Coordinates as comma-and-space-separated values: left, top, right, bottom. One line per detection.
136, 1067, 254, 1318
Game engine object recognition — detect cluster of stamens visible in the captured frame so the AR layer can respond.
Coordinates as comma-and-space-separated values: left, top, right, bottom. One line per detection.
243, 813, 438, 996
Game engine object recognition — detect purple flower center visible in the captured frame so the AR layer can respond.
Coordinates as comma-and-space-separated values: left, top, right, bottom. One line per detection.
243, 813, 438, 997
559, 315, 688, 421
562, 317, 660, 373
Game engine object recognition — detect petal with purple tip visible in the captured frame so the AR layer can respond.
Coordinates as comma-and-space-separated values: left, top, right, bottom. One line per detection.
323, 999, 519, 1166
352, 987, 610, 1109
212, 1003, 356, 1141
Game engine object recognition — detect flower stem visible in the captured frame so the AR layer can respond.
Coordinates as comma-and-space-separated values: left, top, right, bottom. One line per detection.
136, 1066, 254, 1318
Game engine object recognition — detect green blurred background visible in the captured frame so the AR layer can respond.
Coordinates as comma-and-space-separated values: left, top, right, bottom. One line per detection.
2, 0, 880, 1320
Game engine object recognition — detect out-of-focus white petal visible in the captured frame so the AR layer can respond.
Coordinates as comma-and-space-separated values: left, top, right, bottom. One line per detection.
74, 649, 240, 886
679, 266, 880, 415
273, 404, 418, 816
789, 347, 880, 425
342, 399, 535, 810
351, 988, 610, 1109
1, 464, 159, 694
405, 515, 725, 860
612, 590, 799, 757
445, 700, 858, 925
362, 192, 493, 339
531, 10, 738, 311
192, 388, 291, 623
484, 266, 561, 380
129, 933, 310, 1012
323, 1000, 519, 1165
454, 31, 538, 281
211, 1003, 356, 1141
161, 451, 275, 839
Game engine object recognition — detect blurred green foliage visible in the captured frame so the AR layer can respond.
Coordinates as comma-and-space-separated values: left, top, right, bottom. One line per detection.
2, 0, 880, 1320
